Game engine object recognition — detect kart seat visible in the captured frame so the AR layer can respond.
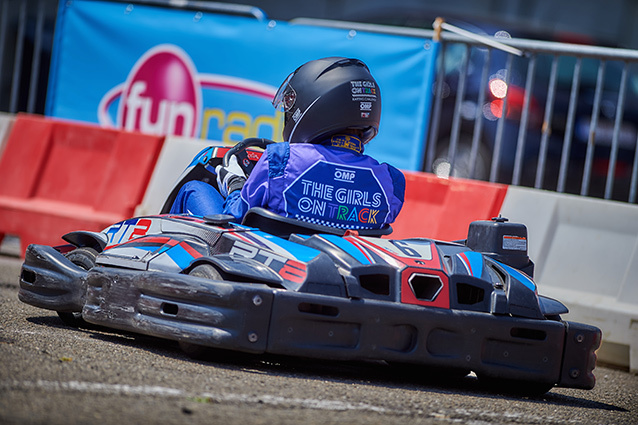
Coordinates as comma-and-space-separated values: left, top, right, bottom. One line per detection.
241, 207, 392, 239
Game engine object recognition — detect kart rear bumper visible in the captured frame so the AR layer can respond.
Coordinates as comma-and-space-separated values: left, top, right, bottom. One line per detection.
81, 266, 600, 389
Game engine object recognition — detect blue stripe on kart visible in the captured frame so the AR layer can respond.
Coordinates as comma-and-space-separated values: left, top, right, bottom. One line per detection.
129, 245, 161, 253
155, 244, 172, 255
497, 261, 536, 291
462, 251, 484, 278
166, 244, 194, 269
322, 234, 371, 265
252, 231, 320, 263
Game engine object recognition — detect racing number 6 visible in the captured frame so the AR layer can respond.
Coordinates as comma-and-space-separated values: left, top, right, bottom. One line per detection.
389, 240, 422, 258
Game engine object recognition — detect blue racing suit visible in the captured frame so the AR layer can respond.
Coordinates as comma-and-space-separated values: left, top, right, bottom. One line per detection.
171, 135, 405, 230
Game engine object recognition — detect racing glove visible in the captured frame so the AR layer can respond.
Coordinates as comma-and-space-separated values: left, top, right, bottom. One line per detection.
216, 155, 247, 198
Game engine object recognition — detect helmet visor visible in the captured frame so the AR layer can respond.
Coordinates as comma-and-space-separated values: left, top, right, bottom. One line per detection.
272, 71, 297, 112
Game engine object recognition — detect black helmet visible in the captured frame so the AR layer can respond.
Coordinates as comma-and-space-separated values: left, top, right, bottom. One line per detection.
272, 57, 381, 145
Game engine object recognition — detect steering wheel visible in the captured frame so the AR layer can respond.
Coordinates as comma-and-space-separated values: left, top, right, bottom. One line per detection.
223, 137, 276, 169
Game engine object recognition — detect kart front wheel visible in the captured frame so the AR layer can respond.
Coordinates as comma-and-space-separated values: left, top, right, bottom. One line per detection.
57, 311, 86, 328
57, 247, 98, 327
179, 264, 224, 359
188, 263, 222, 280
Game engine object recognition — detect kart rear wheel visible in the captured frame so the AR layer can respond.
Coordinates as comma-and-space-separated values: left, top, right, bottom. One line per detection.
391, 363, 470, 382
57, 247, 98, 328
178, 340, 212, 360
179, 264, 224, 359
478, 376, 554, 396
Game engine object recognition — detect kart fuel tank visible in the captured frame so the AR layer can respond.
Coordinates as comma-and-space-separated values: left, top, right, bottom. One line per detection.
466, 216, 534, 277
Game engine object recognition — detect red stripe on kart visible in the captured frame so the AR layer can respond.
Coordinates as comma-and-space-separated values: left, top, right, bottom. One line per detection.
179, 241, 203, 259
345, 237, 375, 264
458, 252, 472, 275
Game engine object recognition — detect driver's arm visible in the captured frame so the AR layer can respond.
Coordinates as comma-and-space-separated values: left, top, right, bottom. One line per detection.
222, 153, 270, 221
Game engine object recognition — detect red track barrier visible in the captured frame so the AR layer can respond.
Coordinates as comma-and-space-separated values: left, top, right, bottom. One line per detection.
391, 171, 508, 241
0, 114, 164, 256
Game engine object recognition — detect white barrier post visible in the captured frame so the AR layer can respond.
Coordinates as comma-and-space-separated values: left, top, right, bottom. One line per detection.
0, 113, 16, 159
501, 186, 638, 372
135, 136, 218, 216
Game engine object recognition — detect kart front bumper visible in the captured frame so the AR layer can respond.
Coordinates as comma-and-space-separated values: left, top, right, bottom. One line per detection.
19, 244, 88, 313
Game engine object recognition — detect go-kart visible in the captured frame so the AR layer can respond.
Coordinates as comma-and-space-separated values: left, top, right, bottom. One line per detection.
18, 138, 601, 396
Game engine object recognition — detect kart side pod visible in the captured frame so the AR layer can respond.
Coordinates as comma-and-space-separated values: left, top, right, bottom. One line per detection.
466, 216, 535, 277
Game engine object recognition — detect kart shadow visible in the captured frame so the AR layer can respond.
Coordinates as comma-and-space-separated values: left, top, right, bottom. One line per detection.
26, 313, 626, 412
242, 355, 627, 412
26, 314, 182, 357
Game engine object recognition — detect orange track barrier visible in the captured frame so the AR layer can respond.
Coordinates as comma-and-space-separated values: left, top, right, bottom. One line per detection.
0, 114, 164, 256
391, 171, 508, 241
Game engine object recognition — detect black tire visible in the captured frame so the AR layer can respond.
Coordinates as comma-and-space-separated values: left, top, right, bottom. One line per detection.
178, 340, 212, 361
57, 247, 98, 327
178, 341, 246, 362
57, 311, 86, 328
65, 246, 98, 271
188, 263, 222, 280
478, 376, 554, 397
391, 363, 470, 382
179, 264, 224, 359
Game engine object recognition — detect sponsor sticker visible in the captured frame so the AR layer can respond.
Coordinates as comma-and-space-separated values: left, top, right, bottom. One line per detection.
98, 44, 279, 142
502, 235, 527, 251
292, 108, 302, 123
350, 80, 378, 102
284, 161, 389, 228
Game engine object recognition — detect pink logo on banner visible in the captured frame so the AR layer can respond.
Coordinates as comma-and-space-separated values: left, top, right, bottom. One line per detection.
99, 45, 201, 138
98, 44, 278, 139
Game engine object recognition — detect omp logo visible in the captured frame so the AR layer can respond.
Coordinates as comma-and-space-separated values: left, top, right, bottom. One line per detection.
334, 168, 356, 183
360, 101, 372, 111
98, 44, 277, 139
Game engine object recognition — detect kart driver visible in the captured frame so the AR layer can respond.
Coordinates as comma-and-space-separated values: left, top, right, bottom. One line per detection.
170, 57, 405, 230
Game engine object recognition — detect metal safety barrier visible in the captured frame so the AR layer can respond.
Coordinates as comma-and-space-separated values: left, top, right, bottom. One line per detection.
429, 25, 638, 205
2, 1, 638, 205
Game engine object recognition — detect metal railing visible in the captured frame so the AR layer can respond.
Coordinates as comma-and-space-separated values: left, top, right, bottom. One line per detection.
0, 0, 57, 114
2, 2, 638, 204
428, 29, 638, 204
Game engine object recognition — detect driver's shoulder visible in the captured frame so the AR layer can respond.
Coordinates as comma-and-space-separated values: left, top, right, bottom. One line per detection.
266, 142, 291, 177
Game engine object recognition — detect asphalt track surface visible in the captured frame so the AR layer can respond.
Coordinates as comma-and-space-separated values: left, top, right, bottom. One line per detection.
1, 253, 637, 425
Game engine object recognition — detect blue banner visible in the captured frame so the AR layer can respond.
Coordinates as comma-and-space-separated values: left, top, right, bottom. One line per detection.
46, 0, 438, 170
